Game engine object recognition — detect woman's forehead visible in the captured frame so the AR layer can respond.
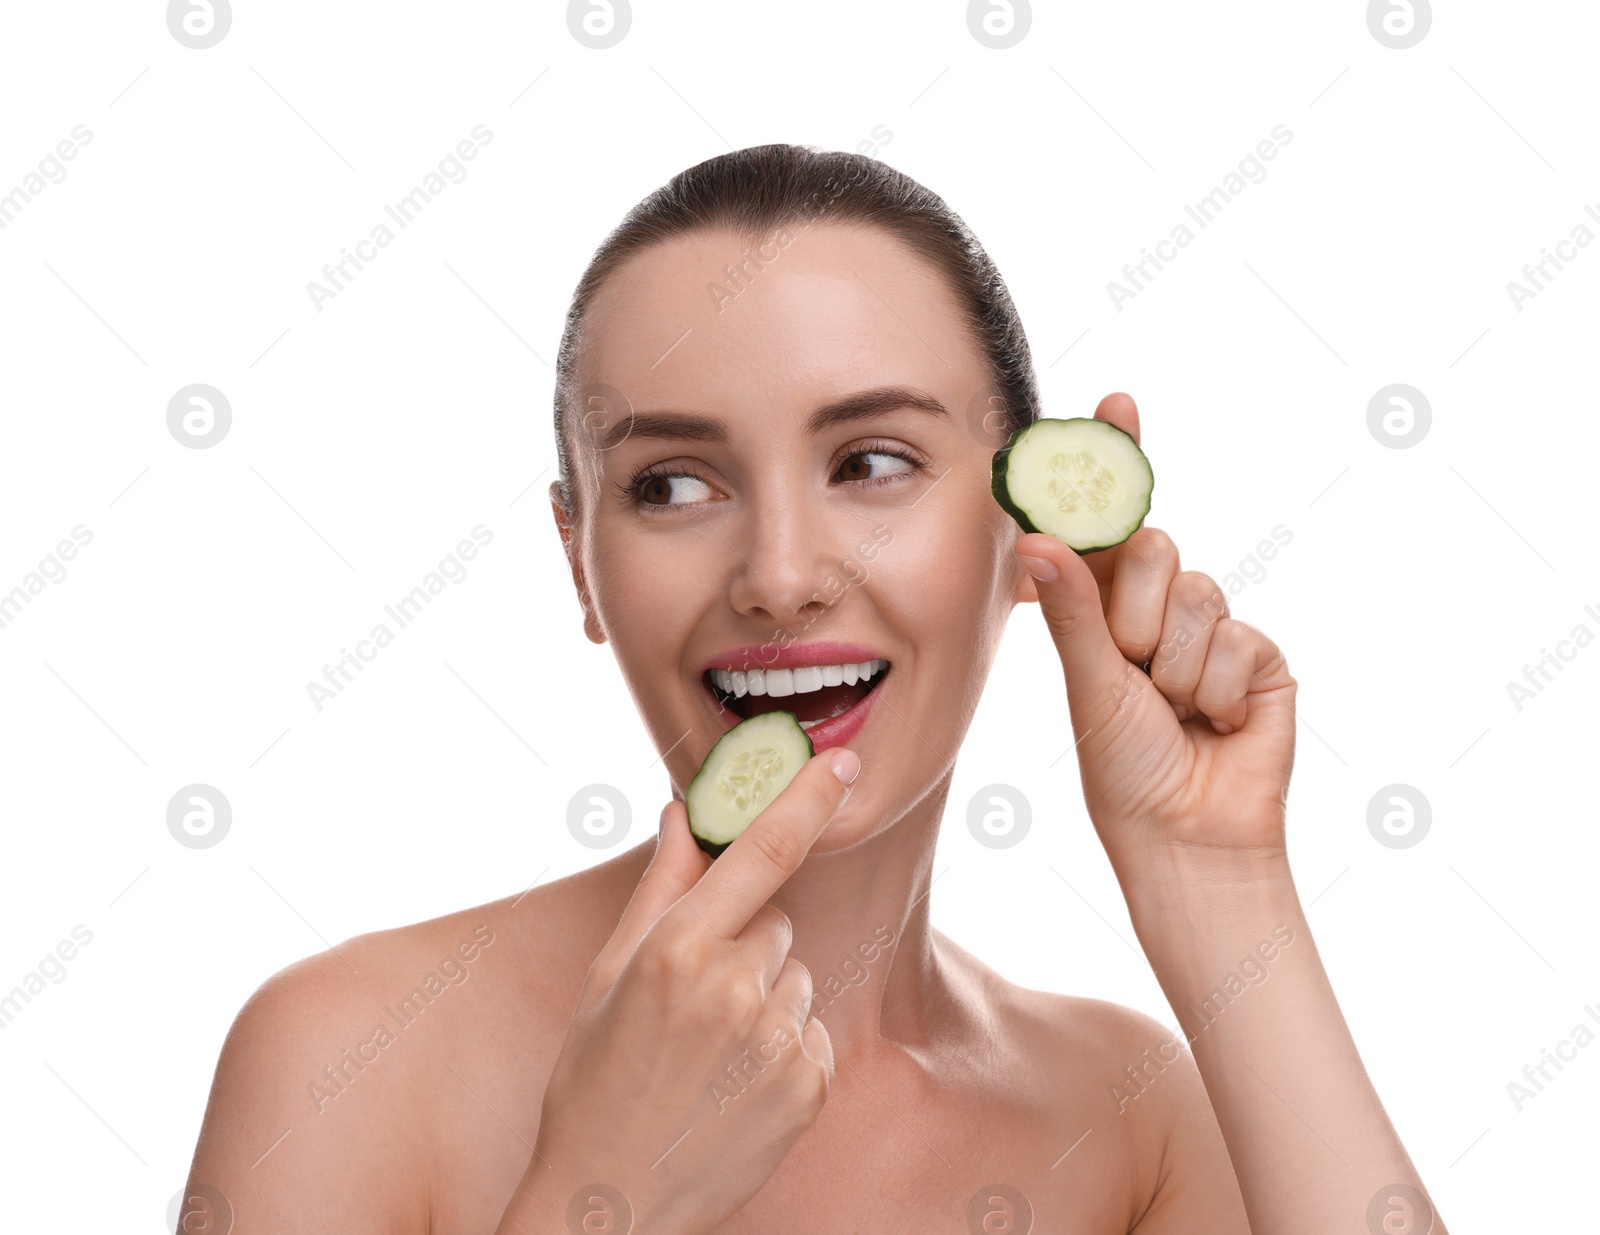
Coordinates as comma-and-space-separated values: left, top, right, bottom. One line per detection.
580, 223, 984, 400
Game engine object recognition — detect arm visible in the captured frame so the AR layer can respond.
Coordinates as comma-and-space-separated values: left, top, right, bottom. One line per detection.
1123, 851, 1438, 1234
1013, 393, 1445, 1235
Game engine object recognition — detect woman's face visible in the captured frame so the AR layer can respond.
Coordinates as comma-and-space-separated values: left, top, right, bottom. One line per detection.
553, 221, 1036, 853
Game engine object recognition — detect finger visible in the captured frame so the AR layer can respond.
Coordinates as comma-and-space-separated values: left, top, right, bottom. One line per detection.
683, 749, 856, 940
1093, 390, 1140, 445
801, 1015, 834, 1081
588, 799, 710, 990
1082, 392, 1142, 589
1192, 618, 1279, 733
770, 955, 815, 1029
730, 903, 794, 989
1149, 571, 1230, 719
1014, 531, 1134, 734
1104, 526, 1180, 665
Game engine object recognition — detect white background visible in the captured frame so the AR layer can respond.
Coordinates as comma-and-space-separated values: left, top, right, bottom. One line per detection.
1, 1, 1594, 1229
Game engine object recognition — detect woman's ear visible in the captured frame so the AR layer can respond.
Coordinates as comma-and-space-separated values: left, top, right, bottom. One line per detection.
551, 482, 607, 645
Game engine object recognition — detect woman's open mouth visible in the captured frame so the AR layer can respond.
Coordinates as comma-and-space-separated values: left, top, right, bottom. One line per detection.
703, 658, 890, 750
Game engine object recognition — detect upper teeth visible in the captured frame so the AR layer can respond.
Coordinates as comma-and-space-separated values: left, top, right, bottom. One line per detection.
711, 659, 888, 698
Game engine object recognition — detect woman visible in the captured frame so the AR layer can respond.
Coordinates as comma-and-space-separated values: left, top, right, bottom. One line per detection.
182, 144, 1444, 1234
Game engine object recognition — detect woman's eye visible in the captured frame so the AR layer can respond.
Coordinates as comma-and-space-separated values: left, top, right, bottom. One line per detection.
636, 472, 713, 507
836, 450, 916, 484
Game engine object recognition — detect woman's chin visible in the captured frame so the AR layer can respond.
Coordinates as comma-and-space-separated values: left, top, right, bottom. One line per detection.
801, 793, 886, 858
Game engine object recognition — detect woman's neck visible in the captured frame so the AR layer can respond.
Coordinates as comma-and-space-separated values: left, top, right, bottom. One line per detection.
763, 769, 955, 1063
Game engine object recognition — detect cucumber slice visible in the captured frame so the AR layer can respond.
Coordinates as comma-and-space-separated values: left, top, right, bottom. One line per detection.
686, 711, 815, 858
991, 417, 1154, 553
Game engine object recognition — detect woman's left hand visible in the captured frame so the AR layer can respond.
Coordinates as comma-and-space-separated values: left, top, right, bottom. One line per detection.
1013, 393, 1297, 880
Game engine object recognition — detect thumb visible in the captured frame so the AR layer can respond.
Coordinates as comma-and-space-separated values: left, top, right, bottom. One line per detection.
585, 799, 710, 996
1016, 532, 1134, 731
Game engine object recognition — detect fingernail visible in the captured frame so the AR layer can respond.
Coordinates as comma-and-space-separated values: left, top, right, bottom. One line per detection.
1020, 554, 1058, 583
1212, 719, 1234, 734
829, 749, 861, 785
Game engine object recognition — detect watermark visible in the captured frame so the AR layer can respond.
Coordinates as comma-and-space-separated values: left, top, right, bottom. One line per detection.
1504, 601, 1598, 712
1108, 925, 1296, 1113
306, 926, 495, 1113
307, 124, 495, 312
168, 383, 232, 449
1365, 1183, 1435, 1234
701, 524, 898, 727
965, 1182, 1033, 1234
809, 924, 897, 1018
168, 1183, 234, 1234
566, 0, 631, 50
0, 924, 94, 1031
967, 783, 1031, 849
854, 122, 894, 159
567, 783, 632, 849
574, 381, 636, 454
966, 0, 1032, 50
0, 124, 93, 232
0, 523, 93, 632
1366, 783, 1430, 850
1505, 1001, 1600, 1113
1366, 384, 1431, 450
304, 524, 494, 712
696, 121, 898, 373
963, 382, 1023, 449
704, 157, 875, 315
1220, 523, 1293, 594
708, 1020, 802, 1114
1366, 0, 1431, 50
1107, 124, 1294, 312
705, 228, 794, 314
755, 523, 896, 665
566, 1183, 632, 1235
1506, 205, 1598, 313
167, 0, 231, 49
707, 924, 897, 1115
1104, 527, 1290, 717
168, 783, 232, 850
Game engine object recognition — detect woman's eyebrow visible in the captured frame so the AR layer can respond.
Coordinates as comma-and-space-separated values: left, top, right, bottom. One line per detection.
600, 385, 949, 449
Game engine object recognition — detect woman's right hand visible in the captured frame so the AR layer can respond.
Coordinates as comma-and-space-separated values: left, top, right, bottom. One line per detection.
501, 746, 862, 1235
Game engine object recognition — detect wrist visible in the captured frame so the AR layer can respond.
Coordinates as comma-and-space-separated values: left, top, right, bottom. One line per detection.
1114, 842, 1296, 935
1114, 847, 1318, 1044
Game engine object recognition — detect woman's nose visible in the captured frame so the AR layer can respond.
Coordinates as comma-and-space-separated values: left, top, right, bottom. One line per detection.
724, 501, 840, 631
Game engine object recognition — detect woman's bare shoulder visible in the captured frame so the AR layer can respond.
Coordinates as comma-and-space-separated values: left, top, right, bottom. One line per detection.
225, 840, 653, 1070
930, 931, 1215, 1212
229, 850, 636, 1045
184, 846, 651, 1233
935, 928, 1247, 1227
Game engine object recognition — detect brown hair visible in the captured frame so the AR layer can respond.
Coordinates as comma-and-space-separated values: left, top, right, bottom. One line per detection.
551, 142, 1041, 517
